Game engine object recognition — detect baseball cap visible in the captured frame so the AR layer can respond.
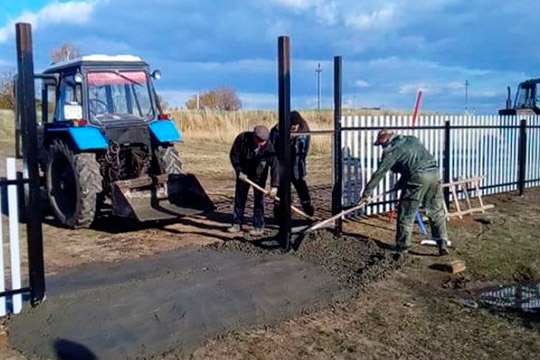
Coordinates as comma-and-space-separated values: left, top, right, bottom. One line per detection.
253, 125, 270, 141
374, 129, 395, 146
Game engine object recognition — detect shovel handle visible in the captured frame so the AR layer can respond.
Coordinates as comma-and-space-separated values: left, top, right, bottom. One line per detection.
306, 192, 392, 232
240, 176, 316, 221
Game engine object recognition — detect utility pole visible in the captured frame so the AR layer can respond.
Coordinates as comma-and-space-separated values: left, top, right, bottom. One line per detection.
465, 79, 469, 114
316, 63, 322, 111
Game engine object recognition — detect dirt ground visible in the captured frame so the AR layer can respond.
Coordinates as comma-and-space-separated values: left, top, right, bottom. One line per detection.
2, 139, 540, 359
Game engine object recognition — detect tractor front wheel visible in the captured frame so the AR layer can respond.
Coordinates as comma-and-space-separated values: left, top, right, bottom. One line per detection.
46, 141, 103, 228
156, 145, 183, 174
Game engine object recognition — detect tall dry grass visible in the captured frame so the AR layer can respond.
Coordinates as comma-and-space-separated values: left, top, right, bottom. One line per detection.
0, 109, 15, 140
171, 109, 413, 154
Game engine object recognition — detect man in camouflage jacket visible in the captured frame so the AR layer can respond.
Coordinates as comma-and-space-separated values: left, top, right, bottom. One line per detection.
362, 130, 449, 256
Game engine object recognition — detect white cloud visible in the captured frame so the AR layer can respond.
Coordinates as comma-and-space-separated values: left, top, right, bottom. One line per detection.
344, 5, 397, 31
271, 0, 315, 11
0, 1, 98, 44
355, 79, 370, 88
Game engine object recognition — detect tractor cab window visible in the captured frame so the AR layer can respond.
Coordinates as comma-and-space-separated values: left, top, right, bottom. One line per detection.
56, 75, 82, 121
535, 83, 540, 108
515, 84, 535, 109
86, 71, 154, 123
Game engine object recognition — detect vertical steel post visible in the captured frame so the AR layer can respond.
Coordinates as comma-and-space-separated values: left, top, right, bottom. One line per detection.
277, 36, 291, 250
332, 56, 343, 237
517, 119, 527, 196
443, 120, 451, 206
16, 23, 45, 305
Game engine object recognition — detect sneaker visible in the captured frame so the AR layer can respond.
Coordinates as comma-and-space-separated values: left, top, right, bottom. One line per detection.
227, 224, 242, 233
437, 239, 450, 256
249, 227, 265, 236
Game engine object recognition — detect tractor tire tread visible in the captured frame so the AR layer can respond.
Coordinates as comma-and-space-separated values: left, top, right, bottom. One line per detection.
157, 146, 183, 174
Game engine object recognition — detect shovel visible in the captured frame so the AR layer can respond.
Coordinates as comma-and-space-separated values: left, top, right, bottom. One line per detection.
295, 191, 393, 234
240, 176, 316, 221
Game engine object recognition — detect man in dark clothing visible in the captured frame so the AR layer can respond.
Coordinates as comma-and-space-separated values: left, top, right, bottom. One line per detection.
362, 130, 449, 256
228, 125, 280, 235
270, 111, 314, 218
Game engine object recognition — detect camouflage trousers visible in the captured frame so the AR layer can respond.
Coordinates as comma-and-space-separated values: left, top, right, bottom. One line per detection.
397, 170, 448, 248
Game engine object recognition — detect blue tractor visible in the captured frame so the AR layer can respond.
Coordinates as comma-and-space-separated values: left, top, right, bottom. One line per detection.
17, 55, 214, 228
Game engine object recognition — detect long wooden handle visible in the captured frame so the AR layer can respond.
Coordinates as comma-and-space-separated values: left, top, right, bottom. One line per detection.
240, 177, 316, 221
306, 192, 390, 232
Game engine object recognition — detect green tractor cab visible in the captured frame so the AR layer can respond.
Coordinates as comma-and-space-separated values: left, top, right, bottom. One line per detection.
499, 78, 540, 116
18, 55, 214, 228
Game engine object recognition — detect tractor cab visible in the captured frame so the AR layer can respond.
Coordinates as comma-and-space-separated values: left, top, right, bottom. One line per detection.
499, 78, 540, 116
40, 55, 162, 126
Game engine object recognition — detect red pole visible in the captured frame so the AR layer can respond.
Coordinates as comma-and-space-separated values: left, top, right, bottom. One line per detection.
411, 90, 423, 127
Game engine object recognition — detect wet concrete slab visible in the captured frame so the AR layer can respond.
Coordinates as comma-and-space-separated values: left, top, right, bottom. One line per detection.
10, 246, 342, 360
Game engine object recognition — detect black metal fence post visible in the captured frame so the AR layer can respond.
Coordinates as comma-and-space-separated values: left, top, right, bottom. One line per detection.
16, 23, 45, 305
443, 120, 451, 206
277, 36, 291, 251
332, 56, 343, 237
517, 119, 528, 196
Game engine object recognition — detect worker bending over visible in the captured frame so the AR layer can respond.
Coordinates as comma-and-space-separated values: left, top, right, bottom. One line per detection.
362, 130, 449, 256
228, 125, 280, 236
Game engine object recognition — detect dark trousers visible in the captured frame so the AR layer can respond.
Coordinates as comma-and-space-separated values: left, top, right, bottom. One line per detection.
292, 177, 311, 205
232, 176, 266, 228
273, 177, 312, 220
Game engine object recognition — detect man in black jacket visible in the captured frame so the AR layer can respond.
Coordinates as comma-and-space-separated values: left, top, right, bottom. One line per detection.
228, 125, 280, 235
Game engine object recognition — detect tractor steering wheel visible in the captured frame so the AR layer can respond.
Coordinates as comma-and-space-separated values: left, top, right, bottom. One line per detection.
89, 98, 108, 116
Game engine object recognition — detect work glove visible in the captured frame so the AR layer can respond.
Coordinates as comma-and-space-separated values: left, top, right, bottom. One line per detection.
268, 187, 278, 199
238, 172, 248, 182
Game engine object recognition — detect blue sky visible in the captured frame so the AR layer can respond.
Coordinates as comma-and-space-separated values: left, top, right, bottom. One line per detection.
0, 0, 538, 113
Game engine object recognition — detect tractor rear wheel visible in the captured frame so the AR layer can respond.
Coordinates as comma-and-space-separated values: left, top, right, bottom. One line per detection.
156, 145, 183, 174
46, 140, 103, 228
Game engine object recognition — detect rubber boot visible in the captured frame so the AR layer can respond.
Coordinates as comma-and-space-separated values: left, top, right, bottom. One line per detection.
437, 239, 449, 256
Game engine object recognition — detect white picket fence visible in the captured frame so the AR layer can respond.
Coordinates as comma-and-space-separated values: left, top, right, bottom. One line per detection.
0, 158, 23, 317
341, 115, 540, 215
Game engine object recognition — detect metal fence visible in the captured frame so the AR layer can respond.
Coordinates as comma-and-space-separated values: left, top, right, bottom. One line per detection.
341, 115, 540, 215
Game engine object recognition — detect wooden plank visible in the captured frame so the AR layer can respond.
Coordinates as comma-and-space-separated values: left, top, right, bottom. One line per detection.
460, 179, 472, 210
446, 204, 495, 217
446, 260, 466, 274
441, 176, 485, 187
474, 180, 486, 212
450, 185, 463, 219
